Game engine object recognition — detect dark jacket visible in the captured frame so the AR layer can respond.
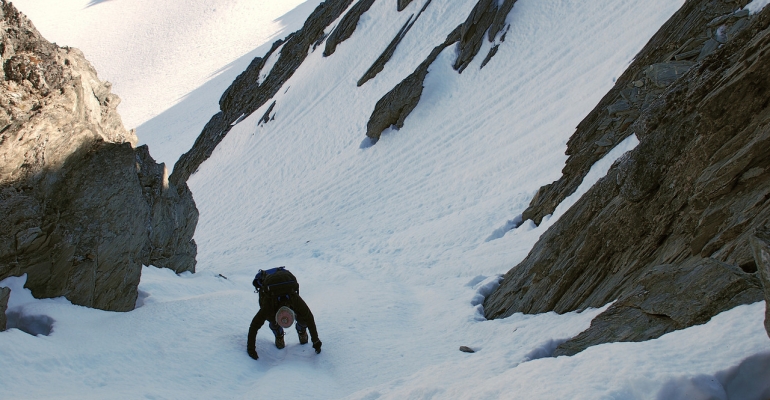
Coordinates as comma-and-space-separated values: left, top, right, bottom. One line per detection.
247, 292, 319, 350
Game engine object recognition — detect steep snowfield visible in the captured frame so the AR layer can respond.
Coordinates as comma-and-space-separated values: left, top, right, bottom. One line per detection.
11, 0, 323, 167
2, 0, 770, 399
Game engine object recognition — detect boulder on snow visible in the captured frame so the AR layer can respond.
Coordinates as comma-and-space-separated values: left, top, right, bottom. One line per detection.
0, 286, 9, 331
750, 226, 770, 339
485, 1, 770, 352
0, 1, 197, 311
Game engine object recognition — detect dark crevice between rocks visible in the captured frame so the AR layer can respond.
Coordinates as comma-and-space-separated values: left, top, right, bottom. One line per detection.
170, 0, 356, 186
324, 0, 376, 57
364, 25, 461, 142
358, 0, 433, 87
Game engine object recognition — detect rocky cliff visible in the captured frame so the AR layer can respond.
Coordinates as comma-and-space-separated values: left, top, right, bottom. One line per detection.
484, 0, 770, 353
0, 1, 197, 314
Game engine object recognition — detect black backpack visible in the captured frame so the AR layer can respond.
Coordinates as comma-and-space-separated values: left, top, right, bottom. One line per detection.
252, 267, 299, 303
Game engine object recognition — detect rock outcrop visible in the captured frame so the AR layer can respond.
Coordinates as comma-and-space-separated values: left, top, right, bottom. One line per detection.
750, 226, 770, 338
453, 0, 515, 73
364, 0, 518, 141
0, 286, 9, 331
365, 26, 460, 142
521, 0, 753, 225
171, 0, 355, 186
324, 0, 375, 58
484, 1, 770, 354
357, 0, 433, 87
0, 2, 197, 311
397, 0, 414, 12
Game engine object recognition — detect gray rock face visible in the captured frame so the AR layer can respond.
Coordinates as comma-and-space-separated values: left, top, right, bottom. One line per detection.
172, 0, 355, 187
453, 0, 516, 73
397, 0, 413, 12
365, 26, 460, 141
324, 0, 375, 57
363, 0, 519, 141
0, 286, 9, 331
358, 0, 433, 87
0, 1, 197, 311
521, 0, 752, 226
484, 3, 770, 352
750, 227, 770, 338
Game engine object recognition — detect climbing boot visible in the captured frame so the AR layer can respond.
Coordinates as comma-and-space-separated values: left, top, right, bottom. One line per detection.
275, 333, 285, 349
298, 329, 309, 345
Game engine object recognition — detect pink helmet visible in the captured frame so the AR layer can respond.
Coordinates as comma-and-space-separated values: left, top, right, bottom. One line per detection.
275, 306, 296, 329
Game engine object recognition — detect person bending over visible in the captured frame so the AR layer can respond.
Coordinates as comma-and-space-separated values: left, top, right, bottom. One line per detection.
247, 267, 321, 360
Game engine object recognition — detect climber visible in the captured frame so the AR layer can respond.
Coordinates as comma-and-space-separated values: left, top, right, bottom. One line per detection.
246, 267, 322, 360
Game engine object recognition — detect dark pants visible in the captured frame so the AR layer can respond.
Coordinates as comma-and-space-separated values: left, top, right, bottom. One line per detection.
269, 320, 308, 338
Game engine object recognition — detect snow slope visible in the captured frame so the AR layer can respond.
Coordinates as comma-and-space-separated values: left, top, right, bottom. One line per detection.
2, 0, 770, 399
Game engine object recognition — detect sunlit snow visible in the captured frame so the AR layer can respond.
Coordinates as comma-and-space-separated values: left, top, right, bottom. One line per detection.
2, 0, 769, 399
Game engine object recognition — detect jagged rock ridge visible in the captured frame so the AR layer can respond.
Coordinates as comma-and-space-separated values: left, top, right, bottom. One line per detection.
0, 1, 197, 313
484, 0, 770, 354
521, 0, 753, 226
324, 0, 376, 58
364, 0, 517, 141
357, 0, 433, 87
170, 0, 356, 186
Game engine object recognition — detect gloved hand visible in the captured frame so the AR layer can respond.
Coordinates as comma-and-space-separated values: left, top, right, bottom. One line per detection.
247, 348, 259, 360
312, 339, 322, 354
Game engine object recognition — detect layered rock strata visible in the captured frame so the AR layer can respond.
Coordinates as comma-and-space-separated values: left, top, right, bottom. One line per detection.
485, 2, 770, 354
0, 2, 197, 311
